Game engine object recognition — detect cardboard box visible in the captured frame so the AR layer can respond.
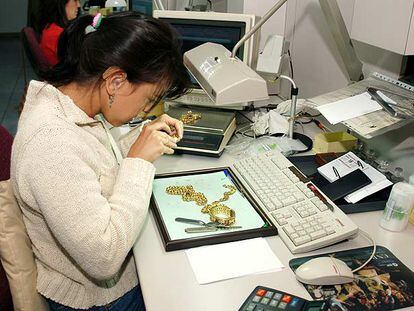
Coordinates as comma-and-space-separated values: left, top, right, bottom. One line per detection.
313, 132, 357, 153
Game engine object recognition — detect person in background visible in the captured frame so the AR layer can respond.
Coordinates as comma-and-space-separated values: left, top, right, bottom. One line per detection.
11, 12, 189, 311
39, 0, 81, 66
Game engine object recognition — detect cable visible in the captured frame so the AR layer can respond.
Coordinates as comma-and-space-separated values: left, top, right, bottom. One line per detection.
351, 229, 377, 273
287, 49, 294, 79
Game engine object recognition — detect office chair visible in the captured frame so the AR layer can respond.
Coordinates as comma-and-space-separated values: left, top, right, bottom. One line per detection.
0, 125, 14, 311
20, 26, 51, 84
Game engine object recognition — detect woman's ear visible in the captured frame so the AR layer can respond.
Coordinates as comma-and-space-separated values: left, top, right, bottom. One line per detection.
102, 67, 127, 95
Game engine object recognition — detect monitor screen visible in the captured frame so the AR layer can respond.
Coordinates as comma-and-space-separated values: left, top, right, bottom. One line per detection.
158, 18, 246, 89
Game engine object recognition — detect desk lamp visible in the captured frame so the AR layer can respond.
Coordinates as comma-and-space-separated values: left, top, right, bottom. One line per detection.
184, 0, 311, 153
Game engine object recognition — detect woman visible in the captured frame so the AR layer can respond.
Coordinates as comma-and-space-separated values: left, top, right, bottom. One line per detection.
39, 0, 80, 66
11, 12, 189, 310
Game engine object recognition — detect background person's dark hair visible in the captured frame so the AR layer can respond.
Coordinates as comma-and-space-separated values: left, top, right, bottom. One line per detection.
38, 0, 76, 33
44, 11, 190, 101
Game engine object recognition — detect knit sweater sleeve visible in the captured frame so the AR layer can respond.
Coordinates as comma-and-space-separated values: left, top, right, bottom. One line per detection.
16, 126, 155, 280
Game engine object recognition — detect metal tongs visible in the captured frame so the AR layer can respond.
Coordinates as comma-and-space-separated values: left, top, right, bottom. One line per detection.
175, 217, 242, 233
367, 87, 413, 119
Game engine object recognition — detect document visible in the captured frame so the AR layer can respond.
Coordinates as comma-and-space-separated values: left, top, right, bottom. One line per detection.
317, 92, 382, 125
185, 238, 284, 284
317, 152, 392, 204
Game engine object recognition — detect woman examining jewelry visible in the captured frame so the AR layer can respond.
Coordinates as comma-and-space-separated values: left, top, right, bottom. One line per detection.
11, 12, 189, 310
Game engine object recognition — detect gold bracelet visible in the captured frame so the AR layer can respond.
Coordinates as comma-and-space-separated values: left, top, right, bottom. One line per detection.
209, 204, 236, 226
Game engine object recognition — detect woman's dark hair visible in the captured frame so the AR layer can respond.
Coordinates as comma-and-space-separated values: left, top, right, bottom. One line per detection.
44, 11, 190, 100
39, 0, 72, 31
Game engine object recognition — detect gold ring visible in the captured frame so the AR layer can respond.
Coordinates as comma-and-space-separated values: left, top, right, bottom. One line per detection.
209, 204, 236, 226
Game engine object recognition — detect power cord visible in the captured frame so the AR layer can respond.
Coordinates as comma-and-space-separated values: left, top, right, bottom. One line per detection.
351, 229, 377, 273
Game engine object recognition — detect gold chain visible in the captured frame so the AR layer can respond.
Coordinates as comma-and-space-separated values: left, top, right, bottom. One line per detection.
165, 185, 207, 206
180, 110, 202, 125
165, 184, 236, 225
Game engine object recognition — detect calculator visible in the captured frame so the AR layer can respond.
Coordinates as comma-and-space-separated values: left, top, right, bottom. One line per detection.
239, 286, 328, 311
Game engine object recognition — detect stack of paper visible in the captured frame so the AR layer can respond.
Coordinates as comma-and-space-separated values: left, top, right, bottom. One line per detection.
185, 238, 284, 284
316, 92, 382, 125
317, 152, 392, 203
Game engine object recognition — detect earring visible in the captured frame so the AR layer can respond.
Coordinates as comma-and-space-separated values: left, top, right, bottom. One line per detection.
108, 94, 115, 108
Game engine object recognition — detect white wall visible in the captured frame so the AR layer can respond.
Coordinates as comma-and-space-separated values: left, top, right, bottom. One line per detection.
284, 0, 405, 98
0, 0, 28, 33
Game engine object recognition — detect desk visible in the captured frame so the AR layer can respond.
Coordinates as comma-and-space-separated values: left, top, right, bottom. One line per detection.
132, 122, 414, 311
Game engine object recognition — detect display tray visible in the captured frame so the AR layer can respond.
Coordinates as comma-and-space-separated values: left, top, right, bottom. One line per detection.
151, 167, 278, 251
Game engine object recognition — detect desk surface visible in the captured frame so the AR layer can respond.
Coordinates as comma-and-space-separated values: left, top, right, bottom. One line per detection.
132, 123, 414, 311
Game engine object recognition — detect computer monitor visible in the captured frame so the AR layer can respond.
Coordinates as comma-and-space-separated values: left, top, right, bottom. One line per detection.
153, 10, 259, 109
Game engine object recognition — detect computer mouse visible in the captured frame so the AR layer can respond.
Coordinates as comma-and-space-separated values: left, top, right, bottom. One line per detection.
294, 257, 355, 285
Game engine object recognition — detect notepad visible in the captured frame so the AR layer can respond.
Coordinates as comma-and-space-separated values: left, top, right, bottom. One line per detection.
317, 152, 392, 203
317, 92, 382, 124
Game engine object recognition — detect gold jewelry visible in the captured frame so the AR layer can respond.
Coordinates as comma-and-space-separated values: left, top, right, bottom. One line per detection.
165, 185, 207, 206
165, 184, 237, 223
180, 110, 201, 125
209, 204, 236, 226
108, 94, 115, 108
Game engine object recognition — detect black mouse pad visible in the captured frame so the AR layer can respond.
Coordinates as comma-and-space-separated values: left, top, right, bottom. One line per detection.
289, 246, 414, 311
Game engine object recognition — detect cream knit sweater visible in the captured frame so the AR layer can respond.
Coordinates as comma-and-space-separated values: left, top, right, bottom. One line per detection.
11, 81, 155, 309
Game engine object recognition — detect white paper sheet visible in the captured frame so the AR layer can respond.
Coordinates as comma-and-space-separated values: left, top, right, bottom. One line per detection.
317, 92, 382, 124
185, 238, 284, 284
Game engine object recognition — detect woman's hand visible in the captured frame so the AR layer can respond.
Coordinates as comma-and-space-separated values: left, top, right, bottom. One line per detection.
127, 114, 184, 163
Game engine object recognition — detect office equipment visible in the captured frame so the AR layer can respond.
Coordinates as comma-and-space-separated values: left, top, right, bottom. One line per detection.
153, 10, 259, 109
185, 238, 284, 284
232, 150, 359, 253
240, 286, 328, 311
290, 246, 414, 311
313, 132, 357, 153
184, 42, 268, 106
305, 73, 414, 138
166, 106, 236, 157
295, 257, 354, 285
317, 152, 392, 203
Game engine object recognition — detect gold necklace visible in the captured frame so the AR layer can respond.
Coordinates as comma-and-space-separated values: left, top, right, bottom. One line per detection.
180, 110, 202, 125
165, 184, 236, 226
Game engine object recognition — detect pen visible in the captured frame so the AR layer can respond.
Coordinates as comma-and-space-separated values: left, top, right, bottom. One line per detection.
332, 166, 340, 179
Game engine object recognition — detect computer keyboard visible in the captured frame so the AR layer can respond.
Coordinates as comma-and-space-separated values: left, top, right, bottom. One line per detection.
232, 150, 359, 253
168, 93, 215, 107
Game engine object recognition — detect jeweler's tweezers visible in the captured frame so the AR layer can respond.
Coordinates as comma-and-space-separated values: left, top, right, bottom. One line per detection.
185, 226, 242, 233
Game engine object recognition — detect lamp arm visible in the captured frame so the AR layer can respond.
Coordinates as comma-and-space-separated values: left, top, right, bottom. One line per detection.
231, 0, 288, 59
153, 0, 165, 10
278, 75, 298, 139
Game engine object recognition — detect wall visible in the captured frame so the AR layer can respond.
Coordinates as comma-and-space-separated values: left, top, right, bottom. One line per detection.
284, 0, 405, 98
0, 0, 28, 33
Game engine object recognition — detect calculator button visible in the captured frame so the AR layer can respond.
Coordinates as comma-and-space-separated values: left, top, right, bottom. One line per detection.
269, 299, 278, 307
245, 303, 256, 311
252, 295, 261, 303
281, 295, 292, 303
260, 297, 270, 305
290, 298, 300, 307
256, 307, 264, 311
256, 289, 266, 297
273, 293, 282, 300
265, 291, 274, 298
278, 302, 287, 309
